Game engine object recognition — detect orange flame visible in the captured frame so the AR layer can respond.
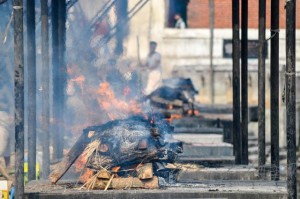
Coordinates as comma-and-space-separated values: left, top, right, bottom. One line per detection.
166, 114, 182, 123
96, 82, 142, 120
79, 168, 94, 183
74, 154, 88, 172
74, 154, 94, 183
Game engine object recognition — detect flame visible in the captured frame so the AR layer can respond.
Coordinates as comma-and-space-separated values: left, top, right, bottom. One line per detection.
166, 113, 182, 123
96, 82, 142, 120
187, 109, 200, 116
166, 109, 199, 123
74, 154, 88, 172
74, 154, 94, 183
79, 168, 94, 183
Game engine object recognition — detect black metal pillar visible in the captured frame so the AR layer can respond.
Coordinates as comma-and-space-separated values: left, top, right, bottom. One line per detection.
270, 0, 280, 181
298, 106, 300, 150
41, 0, 50, 179
258, 0, 266, 176
56, 0, 66, 159
14, 0, 24, 198
232, 0, 242, 164
51, 0, 61, 160
241, 0, 248, 165
26, 0, 37, 181
286, 0, 297, 198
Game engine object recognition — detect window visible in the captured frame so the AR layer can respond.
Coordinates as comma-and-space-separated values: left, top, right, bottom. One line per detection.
166, 0, 189, 28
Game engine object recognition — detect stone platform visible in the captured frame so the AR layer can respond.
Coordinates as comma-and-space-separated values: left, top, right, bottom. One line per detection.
25, 180, 287, 199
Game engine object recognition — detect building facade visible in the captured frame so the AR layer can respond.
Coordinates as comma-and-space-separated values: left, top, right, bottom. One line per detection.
124, 0, 300, 145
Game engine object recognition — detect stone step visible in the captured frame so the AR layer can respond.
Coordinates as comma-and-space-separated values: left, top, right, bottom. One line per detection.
248, 131, 256, 137
180, 142, 233, 157
174, 127, 223, 134
248, 135, 258, 141
248, 140, 257, 147
178, 156, 235, 165
173, 133, 223, 144
177, 166, 258, 181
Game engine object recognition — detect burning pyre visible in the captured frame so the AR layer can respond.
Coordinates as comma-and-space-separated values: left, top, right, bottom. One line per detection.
146, 77, 199, 121
49, 116, 182, 190
50, 72, 199, 190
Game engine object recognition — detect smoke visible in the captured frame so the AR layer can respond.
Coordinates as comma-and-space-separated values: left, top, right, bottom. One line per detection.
63, 0, 146, 140
0, 0, 157, 154
0, 2, 14, 156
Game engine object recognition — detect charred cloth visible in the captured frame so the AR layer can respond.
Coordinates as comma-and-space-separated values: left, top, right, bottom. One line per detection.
49, 116, 182, 189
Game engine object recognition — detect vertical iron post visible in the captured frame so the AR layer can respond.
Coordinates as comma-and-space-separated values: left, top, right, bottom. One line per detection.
232, 0, 242, 164
56, 0, 66, 158
258, 0, 266, 176
26, 0, 37, 181
241, 0, 248, 165
298, 106, 300, 150
286, 0, 297, 198
41, 0, 50, 179
51, 0, 60, 159
270, 0, 280, 181
14, 0, 24, 198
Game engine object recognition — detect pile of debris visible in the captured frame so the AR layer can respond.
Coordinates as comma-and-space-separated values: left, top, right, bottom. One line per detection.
49, 116, 182, 190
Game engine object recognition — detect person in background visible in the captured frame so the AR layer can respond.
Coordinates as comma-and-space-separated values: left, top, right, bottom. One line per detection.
174, 13, 186, 29
144, 41, 162, 95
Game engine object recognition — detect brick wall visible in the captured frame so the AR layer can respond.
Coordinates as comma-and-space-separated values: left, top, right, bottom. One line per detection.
187, 0, 300, 29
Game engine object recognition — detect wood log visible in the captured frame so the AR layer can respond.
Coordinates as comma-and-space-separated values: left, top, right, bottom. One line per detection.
93, 176, 159, 189
164, 163, 177, 169
151, 96, 183, 107
136, 163, 153, 179
111, 166, 120, 173
49, 130, 95, 184
97, 169, 111, 179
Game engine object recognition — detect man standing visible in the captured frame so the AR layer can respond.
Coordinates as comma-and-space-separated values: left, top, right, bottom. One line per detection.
174, 13, 186, 29
144, 41, 162, 95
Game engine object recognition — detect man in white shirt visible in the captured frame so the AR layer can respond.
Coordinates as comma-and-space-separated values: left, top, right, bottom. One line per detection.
174, 13, 186, 29
144, 41, 162, 95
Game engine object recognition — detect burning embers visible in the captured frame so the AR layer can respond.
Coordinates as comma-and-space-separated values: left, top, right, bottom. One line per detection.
49, 116, 182, 190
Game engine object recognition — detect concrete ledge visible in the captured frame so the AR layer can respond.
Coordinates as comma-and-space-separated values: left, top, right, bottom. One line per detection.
180, 143, 233, 157
173, 134, 223, 144
177, 166, 258, 181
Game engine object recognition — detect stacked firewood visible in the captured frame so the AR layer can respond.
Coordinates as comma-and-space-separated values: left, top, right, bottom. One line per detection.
79, 163, 159, 190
